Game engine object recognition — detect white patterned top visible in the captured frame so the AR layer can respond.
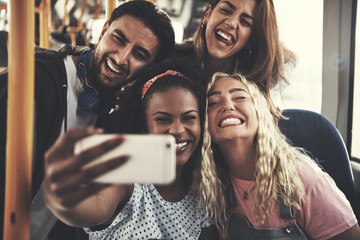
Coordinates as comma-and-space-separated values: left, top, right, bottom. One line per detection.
84, 183, 213, 240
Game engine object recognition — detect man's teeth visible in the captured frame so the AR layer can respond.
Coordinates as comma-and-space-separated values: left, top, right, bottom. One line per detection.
220, 118, 243, 127
107, 59, 121, 74
176, 141, 188, 149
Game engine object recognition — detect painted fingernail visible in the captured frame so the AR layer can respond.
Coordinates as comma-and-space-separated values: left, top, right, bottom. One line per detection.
93, 128, 104, 134
110, 136, 125, 145
116, 156, 129, 164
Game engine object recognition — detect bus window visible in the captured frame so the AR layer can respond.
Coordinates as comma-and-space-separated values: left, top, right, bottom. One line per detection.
274, 0, 323, 113
351, 1, 360, 160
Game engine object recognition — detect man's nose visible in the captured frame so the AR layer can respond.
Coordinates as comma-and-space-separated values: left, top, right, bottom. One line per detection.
114, 46, 131, 66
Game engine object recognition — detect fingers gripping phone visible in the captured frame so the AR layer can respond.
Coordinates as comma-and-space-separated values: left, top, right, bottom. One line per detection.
74, 134, 176, 184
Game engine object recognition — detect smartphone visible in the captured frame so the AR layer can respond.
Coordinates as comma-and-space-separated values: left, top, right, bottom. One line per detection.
74, 134, 176, 184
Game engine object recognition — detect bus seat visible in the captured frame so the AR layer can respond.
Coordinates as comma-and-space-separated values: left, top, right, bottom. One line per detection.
279, 109, 360, 220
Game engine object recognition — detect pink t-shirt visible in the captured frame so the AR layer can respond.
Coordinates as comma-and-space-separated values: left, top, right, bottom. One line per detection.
230, 158, 358, 240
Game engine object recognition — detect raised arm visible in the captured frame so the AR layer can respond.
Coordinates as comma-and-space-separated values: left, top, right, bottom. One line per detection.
42, 127, 130, 227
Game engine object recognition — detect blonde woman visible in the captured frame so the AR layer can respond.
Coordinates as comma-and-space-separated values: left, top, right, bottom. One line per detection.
196, 72, 360, 239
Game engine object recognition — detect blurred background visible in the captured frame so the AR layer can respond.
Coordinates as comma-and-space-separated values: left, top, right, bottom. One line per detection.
0, 0, 359, 159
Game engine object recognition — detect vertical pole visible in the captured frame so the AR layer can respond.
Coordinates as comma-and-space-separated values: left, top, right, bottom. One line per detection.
39, 0, 51, 48
3, 0, 34, 239
106, 0, 117, 20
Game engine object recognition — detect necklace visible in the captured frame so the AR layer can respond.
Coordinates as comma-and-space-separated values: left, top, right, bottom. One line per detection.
238, 176, 255, 200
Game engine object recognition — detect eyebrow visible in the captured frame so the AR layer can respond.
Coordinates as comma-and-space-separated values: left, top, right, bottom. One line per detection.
114, 29, 129, 43
114, 29, 152, 61
134, 46, 152, 61
207, 91, 221, 97
222, 1, 236, 10
208, 88, 248, 97
181, 110, 199, 116
229, 88, 248, 94
221, 1, 255, 22
152, 112, 170, 117
152, 110, 199, 117
242, 13, 254, 22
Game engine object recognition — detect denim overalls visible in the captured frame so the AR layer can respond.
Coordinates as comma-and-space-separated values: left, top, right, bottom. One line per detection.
226, 199, 309, 240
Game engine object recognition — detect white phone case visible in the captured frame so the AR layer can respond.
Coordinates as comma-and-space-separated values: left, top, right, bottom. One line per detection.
74, 134, 176, 184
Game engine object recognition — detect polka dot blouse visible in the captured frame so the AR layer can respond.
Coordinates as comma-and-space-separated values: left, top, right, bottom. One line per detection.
84, 183, 213, 239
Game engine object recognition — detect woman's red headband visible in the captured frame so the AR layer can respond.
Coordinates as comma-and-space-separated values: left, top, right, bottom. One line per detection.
141, 70, 191, 101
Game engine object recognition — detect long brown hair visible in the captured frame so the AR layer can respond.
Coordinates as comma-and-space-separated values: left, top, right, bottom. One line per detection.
189, 0, 296, 117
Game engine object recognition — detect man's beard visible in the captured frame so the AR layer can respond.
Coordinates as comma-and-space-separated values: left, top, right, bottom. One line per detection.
88, 52, 120, 96
89, 48, 135, 97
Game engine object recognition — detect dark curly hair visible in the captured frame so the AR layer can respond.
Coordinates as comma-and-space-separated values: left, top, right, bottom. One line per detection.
108, 0, 175, 63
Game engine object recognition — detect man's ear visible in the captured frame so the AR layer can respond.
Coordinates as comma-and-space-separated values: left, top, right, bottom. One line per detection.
202, 4, 212, 27
98, 20, 110, 42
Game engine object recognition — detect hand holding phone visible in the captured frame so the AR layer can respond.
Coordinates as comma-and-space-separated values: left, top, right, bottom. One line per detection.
74, 134, 176, 184
43, 127, 128, 209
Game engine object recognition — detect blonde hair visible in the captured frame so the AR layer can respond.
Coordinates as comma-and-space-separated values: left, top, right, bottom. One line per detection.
197, 72, 315, 235
193, 107, 228, 238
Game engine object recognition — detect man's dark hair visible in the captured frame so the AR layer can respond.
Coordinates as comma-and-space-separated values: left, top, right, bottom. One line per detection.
109, 0, 175, 62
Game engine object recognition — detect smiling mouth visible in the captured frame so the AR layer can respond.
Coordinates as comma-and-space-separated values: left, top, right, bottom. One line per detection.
106, 58, 128, 76
175, 141, 190, 153
219, 118, 244, 127
215, 29, 234, 46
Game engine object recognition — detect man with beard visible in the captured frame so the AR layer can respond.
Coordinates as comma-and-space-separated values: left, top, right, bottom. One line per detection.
0, 1, 174, 239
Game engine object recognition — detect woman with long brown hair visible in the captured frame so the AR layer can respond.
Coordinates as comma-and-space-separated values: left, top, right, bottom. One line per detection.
173, 0, 295, 118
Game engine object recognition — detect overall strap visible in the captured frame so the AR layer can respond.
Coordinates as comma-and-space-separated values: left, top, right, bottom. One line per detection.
279, 197, 296, 220
278, 197, 309, 240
